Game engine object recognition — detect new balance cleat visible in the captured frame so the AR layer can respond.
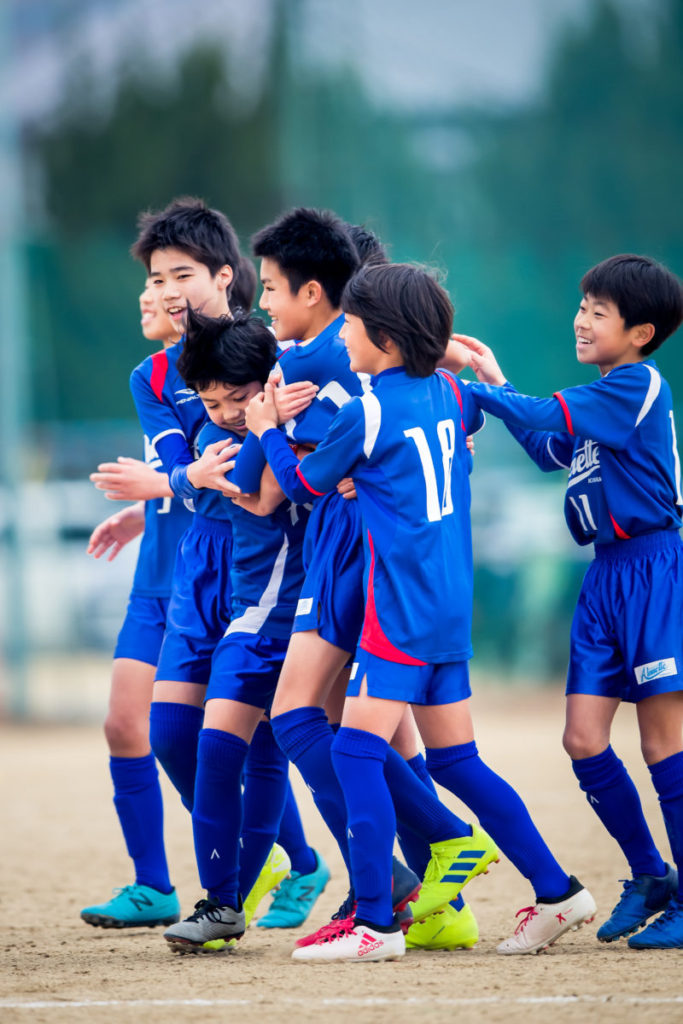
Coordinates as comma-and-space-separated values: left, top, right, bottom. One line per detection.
257, 850, 330, 928
295, 890, 356, 948
410, 825, 499, 922
163, 897, 245, 953
496, 876, 596, 954
628, 899, 683, 949
292, 918, 405, 963
597, 865, 678, 942
406, 896, 479, 950
243, 843, 291, 927
391, 857, 422, 914
80, 884, 180, 929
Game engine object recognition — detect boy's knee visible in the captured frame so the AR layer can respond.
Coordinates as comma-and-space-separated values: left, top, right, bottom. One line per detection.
104, 710, 148, 755
562, 723, 605, 761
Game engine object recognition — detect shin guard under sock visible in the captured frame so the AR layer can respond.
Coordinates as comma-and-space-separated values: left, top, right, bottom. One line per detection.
110, 753, 172, 893
149, 701, 203, 812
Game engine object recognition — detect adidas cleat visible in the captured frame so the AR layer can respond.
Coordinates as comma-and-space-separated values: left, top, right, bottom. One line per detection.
292, 918, 405, 963
406, 896, 478, 950
597, 865, 677, 942
163, 897, 245, 953
80, 884, 180, 929
410, 825, 499, 922
496, 876, 596, 954
243, 843, 291, 927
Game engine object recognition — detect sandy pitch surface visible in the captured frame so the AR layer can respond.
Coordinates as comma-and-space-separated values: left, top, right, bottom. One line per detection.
3, 683, 683, 1024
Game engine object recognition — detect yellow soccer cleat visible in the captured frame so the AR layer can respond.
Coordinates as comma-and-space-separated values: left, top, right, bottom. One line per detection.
243, 843, 292, 927
410, 824, 499, 922
406, 897, 479, 950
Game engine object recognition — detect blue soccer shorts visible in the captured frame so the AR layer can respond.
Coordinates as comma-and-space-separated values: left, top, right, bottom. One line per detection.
566, 530, 683, 703
347, 647, 472, 705
291, 491, 364, 655
114, 594, 169, 666
155, 515, 233, 685
207, 632, 289, 713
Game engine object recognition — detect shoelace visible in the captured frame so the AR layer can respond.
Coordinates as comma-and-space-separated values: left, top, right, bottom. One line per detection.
650, 900, 680, 928
513, 905, 538, 934
318, 916, 356, 945
188, 899, 225, 923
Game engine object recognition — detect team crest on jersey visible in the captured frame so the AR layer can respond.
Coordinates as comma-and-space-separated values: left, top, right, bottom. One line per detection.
634, 658, 677, 685
568, 439, 601, 487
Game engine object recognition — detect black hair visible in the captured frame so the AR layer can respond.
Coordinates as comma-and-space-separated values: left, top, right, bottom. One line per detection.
177, 306, 276, 392
346, 223, 389, 267
581, 254, 683, 355
231, 255, 258, 312
251, 207, 359, 308
342, 263, 453, 378
131, 196, 241, 286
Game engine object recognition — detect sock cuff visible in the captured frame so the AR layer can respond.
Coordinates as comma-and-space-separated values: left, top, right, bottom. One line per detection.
198, 728, 249, 765
649, 750, 683, 799
109, 752, 158, 791
149, 700, 204, 732
425, 741, 478, 772
109, 752, 156, 772
271, 706, 331, 761
332, 726, 389, 762
572, 745, 624, 791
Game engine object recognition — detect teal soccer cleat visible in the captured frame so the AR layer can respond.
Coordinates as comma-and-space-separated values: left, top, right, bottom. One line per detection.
257, 850, 331, 928
81, 884, 180, 928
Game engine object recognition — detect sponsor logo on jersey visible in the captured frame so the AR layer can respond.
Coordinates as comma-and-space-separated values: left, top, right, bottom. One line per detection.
567, 439, 601, 488
175, 388, 200, 405
634, 658, 677, 685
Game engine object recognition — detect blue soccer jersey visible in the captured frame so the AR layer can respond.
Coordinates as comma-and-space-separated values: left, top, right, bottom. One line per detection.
260, 367, 484, 663
469, 361, 683, 545
127, 346, 198, 597
196, 421, 308, 639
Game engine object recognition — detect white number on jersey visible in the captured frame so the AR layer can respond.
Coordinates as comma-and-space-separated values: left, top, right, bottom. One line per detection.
404, 420, 456, 522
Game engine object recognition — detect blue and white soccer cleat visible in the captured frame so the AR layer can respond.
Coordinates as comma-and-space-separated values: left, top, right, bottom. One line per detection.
81, 884, 180, 928
597, 865, 678, 942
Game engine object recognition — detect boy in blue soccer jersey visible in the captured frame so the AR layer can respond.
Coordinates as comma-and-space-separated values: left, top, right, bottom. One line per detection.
246, 262, 595, 963
155, 309, 311, 952
459, 253, 683, 950
81, 280, 187, 929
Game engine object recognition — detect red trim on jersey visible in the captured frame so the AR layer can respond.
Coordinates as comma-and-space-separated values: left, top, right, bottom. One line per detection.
554, 391, 574, 435
609, 513, 631, 540
150, 350, 169, 402
360, 532, 427, 666
295, 464, 326, 496
437, 370, 466, 432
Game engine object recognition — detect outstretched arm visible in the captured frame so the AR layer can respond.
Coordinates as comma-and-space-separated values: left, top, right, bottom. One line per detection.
90, 457, 172, 501
87, 502, 146, 561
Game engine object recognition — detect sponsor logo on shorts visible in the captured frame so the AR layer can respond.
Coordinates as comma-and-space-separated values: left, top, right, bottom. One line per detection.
295, 597, 313, 616
634, 658, 677, 685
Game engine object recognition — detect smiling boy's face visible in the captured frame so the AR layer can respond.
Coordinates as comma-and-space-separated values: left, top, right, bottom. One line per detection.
574, 293, 653, 376
258, 257, 317, 342
150, 248, 233, 330
139, 277, 182, 347
197, 380, 262, 436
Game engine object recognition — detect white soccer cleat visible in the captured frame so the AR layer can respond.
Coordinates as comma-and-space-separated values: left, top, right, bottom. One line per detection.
292, 918, 405, 963
497, 877, 596, 955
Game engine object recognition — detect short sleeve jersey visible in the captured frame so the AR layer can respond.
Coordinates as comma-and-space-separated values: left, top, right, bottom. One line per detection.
195, 421, 308, 638
294, 368, 484, 664
127, 344, 201, 597
469, 361, 683, 545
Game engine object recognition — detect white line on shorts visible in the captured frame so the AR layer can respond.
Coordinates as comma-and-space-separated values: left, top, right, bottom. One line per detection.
1, 996, 683, 1010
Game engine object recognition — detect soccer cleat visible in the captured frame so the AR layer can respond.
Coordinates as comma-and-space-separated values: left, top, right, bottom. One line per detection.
292, 919, 405, 963
163, 897, 245, 953
391, 856, 422, 914
243, 843, 291, 927
627, 899, 683, 949
294, 890, 356, 948
80, 884, 180, 929
496, 876, 596, 955
406, 896, 479, 950
409, 825, 499, 922
257, 850, 330, 928
597, 865, 678, 942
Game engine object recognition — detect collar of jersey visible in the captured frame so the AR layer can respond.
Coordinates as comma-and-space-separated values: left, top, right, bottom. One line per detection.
370, 366, 408, 386
293, 313, 345, 349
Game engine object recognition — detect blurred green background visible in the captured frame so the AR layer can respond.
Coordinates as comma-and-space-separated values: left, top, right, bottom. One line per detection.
1, 0, 682, 715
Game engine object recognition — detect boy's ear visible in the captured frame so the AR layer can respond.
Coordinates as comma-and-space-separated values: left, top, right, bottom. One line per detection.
302, 280, 323, 307
632, 322, 656, 349
216, 264, 234, 291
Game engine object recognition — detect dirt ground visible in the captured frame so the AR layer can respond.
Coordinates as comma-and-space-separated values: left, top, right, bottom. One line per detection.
2, 679, 683, 1024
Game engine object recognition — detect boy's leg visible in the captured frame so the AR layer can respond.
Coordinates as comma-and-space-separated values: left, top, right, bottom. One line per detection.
240, 720, 290, 901
565, 692, 673, 941
81, 657, 179, 928
149, 681, 205, 812
628, 692, 683, 949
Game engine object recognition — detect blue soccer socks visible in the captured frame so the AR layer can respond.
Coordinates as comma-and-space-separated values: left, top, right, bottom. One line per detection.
110, 753, 172, 894
385, 746, 469, 846
271, 707, 351, 873
331, 727, 395, 927
239, 722, 290, 899
649, 750, 683, 901
573, 745, 667, 878
149, 701, 203, 812
277, 782, 318, 877
192, 728, 248, 906
426, 741, 570, 899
